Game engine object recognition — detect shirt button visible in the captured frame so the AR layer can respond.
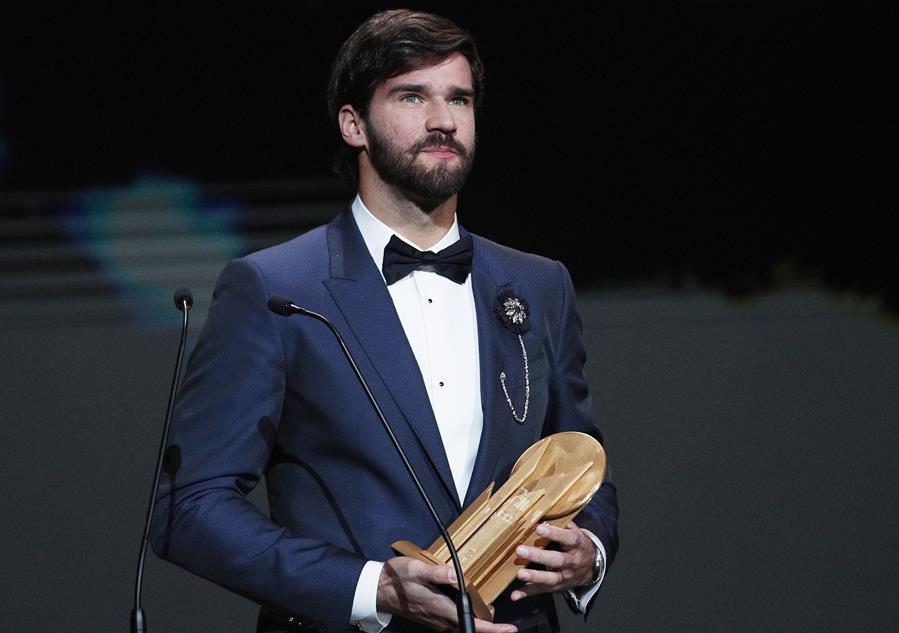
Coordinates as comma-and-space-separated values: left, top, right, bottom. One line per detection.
439, 381, 445, 387
427, 298, 433, 303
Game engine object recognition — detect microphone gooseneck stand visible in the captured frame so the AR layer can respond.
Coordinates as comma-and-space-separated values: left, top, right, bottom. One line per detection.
130, 288, 193, 633
267, 296, 476, 633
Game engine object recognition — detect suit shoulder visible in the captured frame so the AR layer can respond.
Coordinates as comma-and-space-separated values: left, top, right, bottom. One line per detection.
471, 233, 568, 288
242, 223, 328, 270
472, 233, 559, 267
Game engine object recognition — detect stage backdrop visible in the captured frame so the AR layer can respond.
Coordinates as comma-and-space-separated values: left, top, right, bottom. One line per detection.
1, 277, 896, 632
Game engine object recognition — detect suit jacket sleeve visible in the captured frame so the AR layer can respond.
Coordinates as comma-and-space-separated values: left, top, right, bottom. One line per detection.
149, 257, 366, 632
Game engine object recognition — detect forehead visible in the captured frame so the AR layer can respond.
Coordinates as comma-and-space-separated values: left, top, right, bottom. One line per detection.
376, 53, 474, 95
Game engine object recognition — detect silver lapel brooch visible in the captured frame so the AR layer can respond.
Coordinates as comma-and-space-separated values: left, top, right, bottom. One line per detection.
497, 291, 530, 424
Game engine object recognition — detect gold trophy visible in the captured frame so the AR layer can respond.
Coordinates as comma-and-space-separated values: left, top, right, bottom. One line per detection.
392, 431, 607, 621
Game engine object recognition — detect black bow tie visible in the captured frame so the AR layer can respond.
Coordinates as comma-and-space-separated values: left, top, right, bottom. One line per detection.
382, 234, 473, 285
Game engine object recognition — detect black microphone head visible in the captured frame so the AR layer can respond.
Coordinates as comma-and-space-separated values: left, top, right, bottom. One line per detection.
268, 296, 297, 316
174, 288, 194, 310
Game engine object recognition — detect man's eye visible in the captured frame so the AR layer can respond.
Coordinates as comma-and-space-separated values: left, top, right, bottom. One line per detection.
449, 97, 470, 106
400, 94, 423, 104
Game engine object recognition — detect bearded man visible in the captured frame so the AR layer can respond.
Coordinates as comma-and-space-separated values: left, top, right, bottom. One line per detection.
151, 10, 619, 633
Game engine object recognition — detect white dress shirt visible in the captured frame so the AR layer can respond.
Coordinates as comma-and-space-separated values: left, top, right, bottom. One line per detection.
349, 196, 482, 631
346, 196, 603, 631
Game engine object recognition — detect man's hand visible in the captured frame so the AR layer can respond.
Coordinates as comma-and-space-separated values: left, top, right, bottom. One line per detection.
510, 522, 597, 601
377, 556, 518, 633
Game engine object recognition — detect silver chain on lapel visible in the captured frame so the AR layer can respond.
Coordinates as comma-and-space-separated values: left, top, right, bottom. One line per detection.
499, 333, 530, 424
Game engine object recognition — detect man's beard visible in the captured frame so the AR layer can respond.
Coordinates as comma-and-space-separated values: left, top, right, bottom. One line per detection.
367, 124, 475, 201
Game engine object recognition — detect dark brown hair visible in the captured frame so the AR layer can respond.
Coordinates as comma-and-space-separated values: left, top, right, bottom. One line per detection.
327, 9, 486, 181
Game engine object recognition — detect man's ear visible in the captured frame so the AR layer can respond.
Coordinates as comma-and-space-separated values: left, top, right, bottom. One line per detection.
338, 105, 367, 149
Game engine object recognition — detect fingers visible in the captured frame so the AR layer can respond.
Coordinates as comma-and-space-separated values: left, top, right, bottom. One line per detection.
380, 557, 519, 632
397, 558, 456, 585
510, 578, 557, 602
517, 566, 566, 586
422, 562, 458, 585
510, 523, 595, 600
380, 558, 457, 624
514, 523, 587, 569
474, 618, 518, 633
533, 522, 581, 547
515, 543, 568, 570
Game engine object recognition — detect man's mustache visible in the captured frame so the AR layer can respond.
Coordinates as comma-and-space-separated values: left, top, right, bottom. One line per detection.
410, 132, 468, 157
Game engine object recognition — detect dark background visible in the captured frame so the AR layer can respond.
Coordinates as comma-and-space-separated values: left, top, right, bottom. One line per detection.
2, 3, 895, 309
1, 4, 897, 632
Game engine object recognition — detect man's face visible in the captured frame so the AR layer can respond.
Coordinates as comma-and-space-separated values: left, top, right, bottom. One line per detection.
362, 53, 476, 201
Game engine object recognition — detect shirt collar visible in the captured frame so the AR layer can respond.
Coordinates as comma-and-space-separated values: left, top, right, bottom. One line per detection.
351, 194, 461, 275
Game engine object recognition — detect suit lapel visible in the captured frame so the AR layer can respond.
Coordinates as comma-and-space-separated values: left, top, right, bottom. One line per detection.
322, 211, 459, 506
463, 235, 523, 508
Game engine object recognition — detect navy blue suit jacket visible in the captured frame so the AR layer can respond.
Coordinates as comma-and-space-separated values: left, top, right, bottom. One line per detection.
150, 209, 618, 632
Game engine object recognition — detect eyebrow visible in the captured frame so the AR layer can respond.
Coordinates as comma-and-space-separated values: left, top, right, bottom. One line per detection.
386, 83, 475, 99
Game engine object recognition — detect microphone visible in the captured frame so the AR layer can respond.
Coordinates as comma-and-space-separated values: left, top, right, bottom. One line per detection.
267, 295, 477, 633
174, 287, 193, 311
130, 288, 194, 633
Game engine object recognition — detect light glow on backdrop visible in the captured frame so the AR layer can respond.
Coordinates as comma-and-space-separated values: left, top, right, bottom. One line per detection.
58, 175, 243, 329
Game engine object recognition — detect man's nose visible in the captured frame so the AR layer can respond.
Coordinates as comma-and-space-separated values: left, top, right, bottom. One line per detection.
425, 101, 457, 134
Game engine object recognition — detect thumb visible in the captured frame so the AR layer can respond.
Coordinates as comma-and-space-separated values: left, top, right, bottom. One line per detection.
428, 564, 458, 585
